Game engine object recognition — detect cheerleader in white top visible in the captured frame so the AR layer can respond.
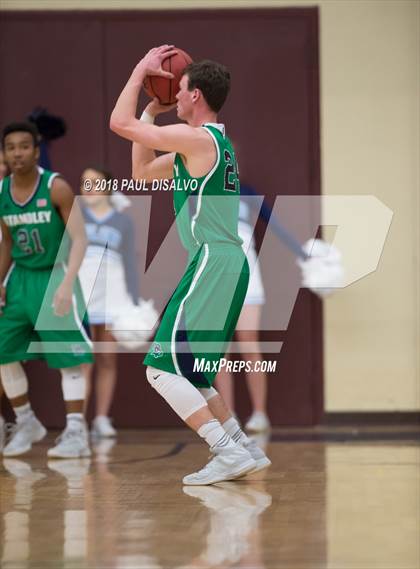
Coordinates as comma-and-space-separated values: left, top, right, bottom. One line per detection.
79, 166, 139, 437
215, 183, 343, 432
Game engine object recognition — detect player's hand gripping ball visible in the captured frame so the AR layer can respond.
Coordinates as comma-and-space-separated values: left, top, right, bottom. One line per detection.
143, 47, 193, 105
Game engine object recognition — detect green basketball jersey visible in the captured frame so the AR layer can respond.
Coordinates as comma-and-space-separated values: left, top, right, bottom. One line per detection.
173, 124, 242, 253
0, 167, 69, 269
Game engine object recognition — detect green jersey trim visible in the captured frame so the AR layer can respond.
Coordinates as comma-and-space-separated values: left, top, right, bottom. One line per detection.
190, 126, 221, 246
47, 171, 60, 189
3, 262, 16, 286
171, 243, 210, 375
63, 263, 93, 349
9, 170, 42, 208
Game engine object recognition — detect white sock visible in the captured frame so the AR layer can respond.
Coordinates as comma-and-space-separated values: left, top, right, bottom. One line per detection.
223, 417, 250, 445
14, 402, 33, 423
66, 413, 84, 429
198, 419, 236, 450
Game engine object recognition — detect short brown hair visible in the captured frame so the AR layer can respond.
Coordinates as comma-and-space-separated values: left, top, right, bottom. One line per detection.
184, 60, 231, 113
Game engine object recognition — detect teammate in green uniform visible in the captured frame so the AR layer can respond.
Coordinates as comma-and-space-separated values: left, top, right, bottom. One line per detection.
0, 121, 93, 458
111, 45, 270, 485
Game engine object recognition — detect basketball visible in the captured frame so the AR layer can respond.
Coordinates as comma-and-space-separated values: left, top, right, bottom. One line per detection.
143, 48, 193, 105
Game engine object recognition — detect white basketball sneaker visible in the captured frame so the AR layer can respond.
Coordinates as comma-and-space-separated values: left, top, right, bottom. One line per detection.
245, 411, 271, 433
2, 415, 47, 457
242, 438, 271, 473
183, 445, 256, 486
91, 416, 117, 438
48, 422, 91, 459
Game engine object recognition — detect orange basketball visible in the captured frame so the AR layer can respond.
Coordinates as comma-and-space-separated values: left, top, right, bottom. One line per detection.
143, 48, 193, 105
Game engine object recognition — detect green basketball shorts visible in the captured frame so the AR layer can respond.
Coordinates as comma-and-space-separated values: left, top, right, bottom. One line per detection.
0, 263, 93, 368
143, 243, 250, 387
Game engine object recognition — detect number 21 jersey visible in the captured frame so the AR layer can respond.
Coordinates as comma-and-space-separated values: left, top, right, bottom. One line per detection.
0, 167, 69, 270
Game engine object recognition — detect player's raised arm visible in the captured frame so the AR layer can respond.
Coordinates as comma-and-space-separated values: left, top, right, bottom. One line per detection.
131, 98, 176, 182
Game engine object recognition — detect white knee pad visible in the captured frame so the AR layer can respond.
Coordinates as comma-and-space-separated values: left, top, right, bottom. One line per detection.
0, 362, 28, 399
198, 387, 218, 401
146, 366, 207, 421
61, 366, 86, 401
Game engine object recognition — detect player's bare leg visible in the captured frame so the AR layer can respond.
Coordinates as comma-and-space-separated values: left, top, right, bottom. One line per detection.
82, 361, 94, 414
215, 367, 235, 412
146, 366, 257, 485
48, 366, 91, 459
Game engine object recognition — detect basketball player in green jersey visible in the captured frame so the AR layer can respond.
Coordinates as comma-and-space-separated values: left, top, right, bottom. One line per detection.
0, 150, 8, 448
0, 122, 93, 458
111, 45, 270, 484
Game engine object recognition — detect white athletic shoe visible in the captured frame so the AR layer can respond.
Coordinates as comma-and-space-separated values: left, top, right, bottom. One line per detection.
47, 422, 91, 459
245, 411, 271, 433
242, 438, 271, 473
91, 416, 117, 438
2, 415, 47, 457
183, 445, 256, 486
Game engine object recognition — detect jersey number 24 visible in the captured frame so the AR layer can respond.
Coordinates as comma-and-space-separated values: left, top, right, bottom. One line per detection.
224, 150, 239, 193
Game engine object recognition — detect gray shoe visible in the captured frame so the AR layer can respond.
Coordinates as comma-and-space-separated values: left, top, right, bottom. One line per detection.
242, 438, 271, 473
2, 415, 47, 457
91, 416, 117, 438
47, 423, 91, 459
183, 445, 256, 486
245, 411, 271, 433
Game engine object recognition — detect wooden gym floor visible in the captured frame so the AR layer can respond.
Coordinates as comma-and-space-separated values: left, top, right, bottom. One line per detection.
1, 427, 419, 569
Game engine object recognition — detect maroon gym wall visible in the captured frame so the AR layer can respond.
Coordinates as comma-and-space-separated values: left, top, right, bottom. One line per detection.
0, 8, 322, 427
